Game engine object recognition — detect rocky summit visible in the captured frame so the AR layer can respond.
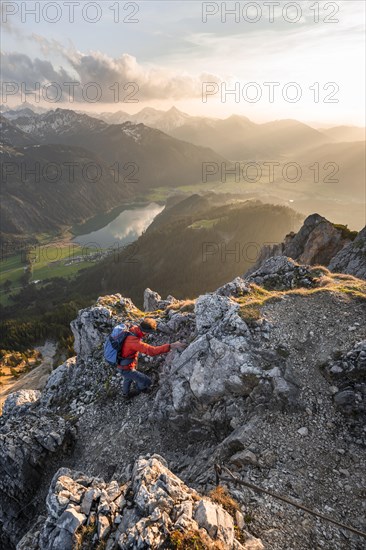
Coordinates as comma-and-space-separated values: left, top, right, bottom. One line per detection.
247, 214, 365, 279
1, 256, 366, 549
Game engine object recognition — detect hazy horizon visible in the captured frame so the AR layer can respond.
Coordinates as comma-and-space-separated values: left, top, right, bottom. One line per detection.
2, 101, 366, 132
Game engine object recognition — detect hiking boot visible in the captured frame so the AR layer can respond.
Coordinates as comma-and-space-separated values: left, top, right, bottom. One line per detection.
124, 389, 141, 399
141, 386, 153, 394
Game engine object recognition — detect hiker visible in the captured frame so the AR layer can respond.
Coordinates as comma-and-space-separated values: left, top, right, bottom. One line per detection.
117, 317, 185, 397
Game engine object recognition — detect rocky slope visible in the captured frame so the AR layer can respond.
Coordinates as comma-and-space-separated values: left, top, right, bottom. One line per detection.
16, 455, 263, 550
246, 214, 365, 279
1, 257, 366, 549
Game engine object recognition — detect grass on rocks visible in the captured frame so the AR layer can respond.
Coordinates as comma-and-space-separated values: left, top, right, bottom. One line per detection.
236, 269, 366, 325
208, 486, 240, 517
166, 300, 196, 314
331, 223, 358, 241
208, 486, 253, 546
97, 296, 145, 320
74, 523, 97, 550
167, 529, 224, 550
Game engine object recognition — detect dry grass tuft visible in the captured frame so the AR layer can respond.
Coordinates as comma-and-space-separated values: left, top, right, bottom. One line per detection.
236, 284, 280, 324
310, 265, 331, 276
208, 486, 251, 545
74, 522, 97, 550
208, 486, 240, 518
331, 272, 360, 282
235, 273, 366, 323
168, 529, 224, 549
166, 299, 196, 313
316, 276, 335, 287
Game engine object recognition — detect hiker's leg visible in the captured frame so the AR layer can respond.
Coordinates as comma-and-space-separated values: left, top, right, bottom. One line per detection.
133, 370, 152, 391
121, 371, 133, 395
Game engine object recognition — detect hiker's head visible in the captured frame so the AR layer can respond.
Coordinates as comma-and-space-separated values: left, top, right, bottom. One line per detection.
139, 317, 157, 335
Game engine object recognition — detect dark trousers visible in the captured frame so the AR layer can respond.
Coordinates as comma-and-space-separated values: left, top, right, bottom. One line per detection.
118, 369, 152, 395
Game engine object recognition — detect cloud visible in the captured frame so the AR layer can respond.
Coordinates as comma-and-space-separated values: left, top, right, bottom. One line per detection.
31, 33, 74, 59
0, 52, 76, 102
67, 48, 220, 100
0, 3, 23, 38
1, 0, 363, 118
1, 34, 221, 103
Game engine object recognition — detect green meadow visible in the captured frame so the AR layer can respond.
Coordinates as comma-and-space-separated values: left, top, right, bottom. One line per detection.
0, 243, 102, 306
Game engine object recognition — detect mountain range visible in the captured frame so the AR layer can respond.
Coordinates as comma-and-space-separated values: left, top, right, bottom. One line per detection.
0, 110, 223, 240
1, 105, 365, 242
86, 106, 365, 159
0, 139, 133, 238
2, 109, 223, 183
4, 105, 365, 159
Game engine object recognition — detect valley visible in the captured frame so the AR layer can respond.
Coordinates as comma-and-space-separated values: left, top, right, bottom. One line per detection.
0, 341, 56, 413
0, 202, 164, 306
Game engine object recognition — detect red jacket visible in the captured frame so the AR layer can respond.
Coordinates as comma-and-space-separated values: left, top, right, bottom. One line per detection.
118, 325, 171, 371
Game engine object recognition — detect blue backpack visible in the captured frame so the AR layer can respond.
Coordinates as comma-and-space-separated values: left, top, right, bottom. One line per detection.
104, 323, 134, 367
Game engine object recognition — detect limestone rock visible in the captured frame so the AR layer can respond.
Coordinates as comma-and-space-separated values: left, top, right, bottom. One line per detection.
194, 499, 235, 547
194, 292, 239, 334
246, 256, 323, 290
57, 507, 86, 534
143, 288, 163, 311
143, 287, 178, 311
2, 389, 41, 417
216, 277, 250, 298
71, 305, 112, 358
285, 214, 349, 266
17, 456, 253, 550
230, 449, 258, 467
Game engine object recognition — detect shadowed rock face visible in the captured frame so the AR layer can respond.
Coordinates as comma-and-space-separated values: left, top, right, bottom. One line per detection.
16, 455, 263, 550
329, 227, 366, 279
323, 340, 366, 436
0, 405, 75, 548
245, 214, 365, 279
283, 214, 349, 265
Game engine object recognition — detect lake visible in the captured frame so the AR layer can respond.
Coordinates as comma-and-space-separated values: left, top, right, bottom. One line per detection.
72, 203, 165, 248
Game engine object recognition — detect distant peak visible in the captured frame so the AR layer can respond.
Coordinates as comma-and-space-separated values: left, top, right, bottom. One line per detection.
225, 114, 253, 124
138, 107, 161, 115
166, 106, 189, 117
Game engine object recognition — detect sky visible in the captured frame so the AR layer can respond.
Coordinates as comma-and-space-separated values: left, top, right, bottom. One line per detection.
1, 0, 365, 126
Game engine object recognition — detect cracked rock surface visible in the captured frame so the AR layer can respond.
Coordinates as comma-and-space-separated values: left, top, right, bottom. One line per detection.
17, 455, 262, 550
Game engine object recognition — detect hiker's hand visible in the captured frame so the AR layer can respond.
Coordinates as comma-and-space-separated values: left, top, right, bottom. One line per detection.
170, 341, 186, 351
